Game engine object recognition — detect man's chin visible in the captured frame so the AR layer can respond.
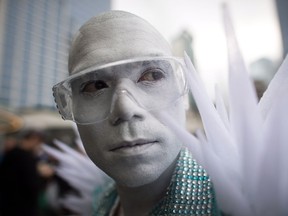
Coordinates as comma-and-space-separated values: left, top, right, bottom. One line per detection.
113, 169, 162, 188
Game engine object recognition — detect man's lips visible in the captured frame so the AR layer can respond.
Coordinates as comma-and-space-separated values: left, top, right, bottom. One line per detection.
110, 139, 158, 151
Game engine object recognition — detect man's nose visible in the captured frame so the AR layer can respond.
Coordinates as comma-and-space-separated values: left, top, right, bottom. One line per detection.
109, 88, 145, 125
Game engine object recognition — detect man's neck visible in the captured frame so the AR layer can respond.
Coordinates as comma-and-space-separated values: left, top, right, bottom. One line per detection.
116, 158, 178, 216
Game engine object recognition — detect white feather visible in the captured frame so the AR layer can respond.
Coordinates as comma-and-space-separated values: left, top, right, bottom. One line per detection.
156, 5, 288, 216
42, 137, 110, 215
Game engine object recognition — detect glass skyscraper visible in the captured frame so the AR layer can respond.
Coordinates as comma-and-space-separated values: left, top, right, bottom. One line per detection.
0, 0, 110, 110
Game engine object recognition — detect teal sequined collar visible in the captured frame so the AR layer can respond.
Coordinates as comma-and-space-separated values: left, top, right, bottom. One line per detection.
93, 148, 220, 216
150, 148, 219, 215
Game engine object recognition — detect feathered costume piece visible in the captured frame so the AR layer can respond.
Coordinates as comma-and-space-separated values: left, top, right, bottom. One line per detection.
42, 128, 110, 215
157, 6, 288, 216
43, 7, 288, 216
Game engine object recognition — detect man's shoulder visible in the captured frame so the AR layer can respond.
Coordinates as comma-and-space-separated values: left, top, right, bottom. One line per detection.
151, 148, 221, 215
92, 180, 118, 216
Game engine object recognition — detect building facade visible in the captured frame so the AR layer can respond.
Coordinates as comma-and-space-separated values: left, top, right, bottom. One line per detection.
275, 0, 288, 58
0, 0, 110, 110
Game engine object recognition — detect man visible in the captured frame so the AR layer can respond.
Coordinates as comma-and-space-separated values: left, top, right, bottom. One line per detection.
53, 10, 220, 215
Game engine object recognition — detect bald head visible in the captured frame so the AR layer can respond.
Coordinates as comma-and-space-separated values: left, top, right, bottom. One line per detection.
68, 10, 172, 74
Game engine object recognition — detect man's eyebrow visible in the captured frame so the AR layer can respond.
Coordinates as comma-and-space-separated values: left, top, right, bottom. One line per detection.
142, 60, 160, 65
71, 69, 110, 84
88, 68, 114, 77
141, 60, 169, 67
142, 61, 172, 71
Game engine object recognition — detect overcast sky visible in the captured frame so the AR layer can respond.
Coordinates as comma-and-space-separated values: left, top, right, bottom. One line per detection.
111, 0, 282, 97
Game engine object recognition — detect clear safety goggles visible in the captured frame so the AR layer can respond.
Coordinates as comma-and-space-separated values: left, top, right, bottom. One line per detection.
53, 56, 188, 124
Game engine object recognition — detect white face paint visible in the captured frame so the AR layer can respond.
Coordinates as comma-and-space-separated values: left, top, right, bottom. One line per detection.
71, 11, 186, 187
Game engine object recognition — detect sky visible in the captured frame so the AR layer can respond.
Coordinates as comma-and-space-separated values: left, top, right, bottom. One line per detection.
111, 0, 283, 98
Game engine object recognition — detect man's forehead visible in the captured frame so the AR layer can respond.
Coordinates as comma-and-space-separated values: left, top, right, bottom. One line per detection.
68, 11, 172, 75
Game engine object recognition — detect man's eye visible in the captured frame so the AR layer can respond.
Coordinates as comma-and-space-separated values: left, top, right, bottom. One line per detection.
81, 80, 109, 93
138, 70, 165, 82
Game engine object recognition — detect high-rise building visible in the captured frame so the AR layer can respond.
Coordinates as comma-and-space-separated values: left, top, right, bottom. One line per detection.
0, 0, 110, 110
275, 0, 288, 58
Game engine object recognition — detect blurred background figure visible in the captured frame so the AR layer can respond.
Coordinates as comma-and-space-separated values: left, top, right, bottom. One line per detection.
0, 130, 44, 216
1, 132, 18, 155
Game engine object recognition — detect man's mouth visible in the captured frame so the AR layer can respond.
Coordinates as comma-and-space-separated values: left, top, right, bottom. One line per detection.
110, 139, 158, 152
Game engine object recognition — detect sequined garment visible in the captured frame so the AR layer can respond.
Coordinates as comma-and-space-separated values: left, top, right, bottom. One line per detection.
93, 148, 220, 216
150, 148, 220, 215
